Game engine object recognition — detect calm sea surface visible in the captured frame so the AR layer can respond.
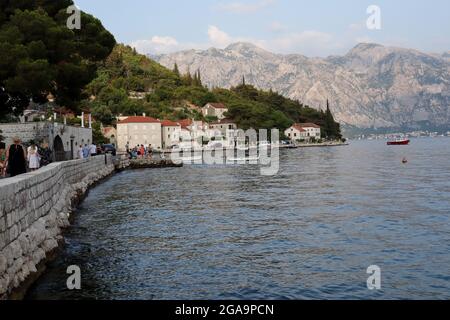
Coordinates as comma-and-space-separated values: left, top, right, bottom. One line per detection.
27, 138, 450, 300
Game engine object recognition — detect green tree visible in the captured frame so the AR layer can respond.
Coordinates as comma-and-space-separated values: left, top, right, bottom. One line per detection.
92, 122, 108, 145
192, 69, 202, 87
323, 99, 341, 139
91, 102, 114, 125
0, 2, 115, 120
184, 67, 193, 86
173, 63, 180, 77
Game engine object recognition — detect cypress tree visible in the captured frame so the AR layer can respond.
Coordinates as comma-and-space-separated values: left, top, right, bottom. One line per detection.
197, 70, 202, 87
193, 70, 200, 86
324, 99, 339, 139
185, 66, 193, 86
173, 63, 180, 77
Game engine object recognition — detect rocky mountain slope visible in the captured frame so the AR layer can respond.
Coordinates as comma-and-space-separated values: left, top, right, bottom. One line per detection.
155, 43, 450, 129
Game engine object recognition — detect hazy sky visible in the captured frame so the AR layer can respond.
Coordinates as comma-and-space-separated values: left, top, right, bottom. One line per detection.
74, 0, 450, 57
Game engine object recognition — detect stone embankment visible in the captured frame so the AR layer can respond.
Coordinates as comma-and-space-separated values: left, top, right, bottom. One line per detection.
295, 142, 349, 148
0, 155, 115, 299
129, 158, 183, 169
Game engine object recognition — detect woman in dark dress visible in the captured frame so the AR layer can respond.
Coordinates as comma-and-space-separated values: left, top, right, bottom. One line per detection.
6, 137, 27, 177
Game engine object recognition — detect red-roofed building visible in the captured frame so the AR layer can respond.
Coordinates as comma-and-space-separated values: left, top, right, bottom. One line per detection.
177, 119, 209, 143
202, 103, 228, 120
102, 126, 117, 145
209, 118, 237, 137
117, 116, 160, 124
161, 120, 181, 148
285, 123, 321, 142
177, 119, 193, 129
117, 116, 162, 151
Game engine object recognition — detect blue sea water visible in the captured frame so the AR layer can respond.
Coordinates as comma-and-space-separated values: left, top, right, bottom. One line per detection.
27, 138, 450, 300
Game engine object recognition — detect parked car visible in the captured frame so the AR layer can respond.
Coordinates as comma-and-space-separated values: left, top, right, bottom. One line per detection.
101, 144, 116, 156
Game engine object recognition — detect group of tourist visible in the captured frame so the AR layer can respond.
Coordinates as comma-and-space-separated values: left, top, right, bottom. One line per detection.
77, 143, 97, 159
0, 137, 42, 178
126, 144, 153, 159
0, 139, 100, 178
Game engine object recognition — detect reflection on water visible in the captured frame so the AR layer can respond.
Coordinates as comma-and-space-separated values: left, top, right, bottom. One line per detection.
27, 139, 450, 300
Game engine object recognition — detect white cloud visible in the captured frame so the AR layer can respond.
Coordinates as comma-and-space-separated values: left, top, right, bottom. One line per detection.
208, 25, 233, 47
131, 36, 180, 54
151, 36, 178, 47
216, 0, 275, 14
131, 26, 347, 57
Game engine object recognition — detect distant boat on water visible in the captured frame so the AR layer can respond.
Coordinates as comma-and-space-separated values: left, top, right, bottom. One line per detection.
387, 139, 410, 145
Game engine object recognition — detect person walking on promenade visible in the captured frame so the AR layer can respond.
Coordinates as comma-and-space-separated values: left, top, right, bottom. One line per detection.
148, 144, 153, 159
0, 142, 6, 177
6, 137, 27, 177
83, 144, 90, 159
139, 145, 145, 159
78, 145, 84, 159
27, 143, 41, 171
90, 143, 97, 157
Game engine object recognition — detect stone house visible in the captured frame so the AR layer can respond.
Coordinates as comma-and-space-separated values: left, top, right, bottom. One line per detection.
116, 116, 162, 151
285, 123, 321, 141
208, 119, 238, 138
201, 103, 228, 120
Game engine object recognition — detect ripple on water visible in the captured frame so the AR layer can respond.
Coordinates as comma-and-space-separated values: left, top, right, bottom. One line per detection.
26, 139, 450, 300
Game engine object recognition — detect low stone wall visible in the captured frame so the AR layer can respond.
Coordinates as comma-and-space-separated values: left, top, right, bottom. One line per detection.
113, 154, 131, 170
0, 155, 115, 299
129, 158, 182, 169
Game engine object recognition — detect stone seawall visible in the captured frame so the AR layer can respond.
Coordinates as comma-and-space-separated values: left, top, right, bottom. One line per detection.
0, 155, 115, 299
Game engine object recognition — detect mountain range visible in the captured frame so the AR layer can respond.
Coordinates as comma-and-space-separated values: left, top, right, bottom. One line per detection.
155, 42, 450, 131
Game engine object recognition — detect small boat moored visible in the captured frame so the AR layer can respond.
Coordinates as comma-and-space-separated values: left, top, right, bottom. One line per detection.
387, 139, 410, 145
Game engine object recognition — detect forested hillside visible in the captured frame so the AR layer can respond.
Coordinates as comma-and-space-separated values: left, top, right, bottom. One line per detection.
85, 45, 342, 138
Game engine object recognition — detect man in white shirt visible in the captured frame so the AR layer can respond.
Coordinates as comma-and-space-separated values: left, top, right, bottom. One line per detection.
89, 143, 97, 157
78, 145, 84, 159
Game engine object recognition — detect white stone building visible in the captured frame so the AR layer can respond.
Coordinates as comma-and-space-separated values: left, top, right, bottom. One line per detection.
117, 116, 162, 151
202, 103, 228, 120
285, 123, 321, 141
209, 119, 238, 138
161, 120, 181, 149
177, 119, 208, 142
